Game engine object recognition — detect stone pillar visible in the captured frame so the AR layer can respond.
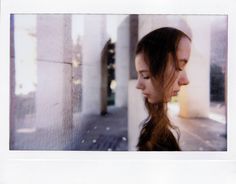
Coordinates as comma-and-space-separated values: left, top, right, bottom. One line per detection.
138, 15, 192, 42
128, 15, 142, 150
128, 80, 148, 150
10, 14, 16, 148
129, 14, 139, 79
36, 15, 73, 129
115, 16, 130, 107
178, 16, 211, 118
82, 15, 108, 114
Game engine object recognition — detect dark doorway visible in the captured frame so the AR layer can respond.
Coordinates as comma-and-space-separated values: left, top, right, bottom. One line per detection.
107, 41, 115, 106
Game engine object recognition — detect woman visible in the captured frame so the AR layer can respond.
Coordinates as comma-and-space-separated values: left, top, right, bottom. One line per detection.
135, 27, 191, 151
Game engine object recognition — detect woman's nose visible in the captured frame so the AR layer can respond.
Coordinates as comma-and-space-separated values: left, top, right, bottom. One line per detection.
178, 71, 189, 86
136, 78, 144, 90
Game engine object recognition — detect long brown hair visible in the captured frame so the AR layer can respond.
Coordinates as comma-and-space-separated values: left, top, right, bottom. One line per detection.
136, 27, 191, 151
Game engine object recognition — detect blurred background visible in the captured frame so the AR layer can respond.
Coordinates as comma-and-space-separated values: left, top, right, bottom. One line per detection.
10, 14, 227, 151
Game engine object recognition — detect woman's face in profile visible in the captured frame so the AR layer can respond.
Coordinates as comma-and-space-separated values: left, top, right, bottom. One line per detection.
135, 36, 191, 104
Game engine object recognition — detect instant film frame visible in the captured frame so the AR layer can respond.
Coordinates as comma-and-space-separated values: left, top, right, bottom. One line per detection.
8, 14, 227, 152
1, 0, 236, 184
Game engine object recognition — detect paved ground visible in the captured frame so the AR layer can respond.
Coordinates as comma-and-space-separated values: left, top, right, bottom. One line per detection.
12, 106, 128, 151
12, 104, 226, 151
65, 106, 128, 151
168, 103, 227, 151
172, 115, 226, 151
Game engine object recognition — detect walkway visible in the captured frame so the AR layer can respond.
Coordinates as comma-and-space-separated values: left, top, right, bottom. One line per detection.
12, 104, 226, 151
169, 103, 226, 151
65, 106, 128, 151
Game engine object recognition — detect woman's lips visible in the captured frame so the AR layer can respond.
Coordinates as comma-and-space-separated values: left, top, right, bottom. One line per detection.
172, 90, 180, 96
142, 93, 149, 97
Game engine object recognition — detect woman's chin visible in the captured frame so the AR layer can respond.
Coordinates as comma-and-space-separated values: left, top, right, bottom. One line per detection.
166, 97, 172, 102
147, 98, 157, 104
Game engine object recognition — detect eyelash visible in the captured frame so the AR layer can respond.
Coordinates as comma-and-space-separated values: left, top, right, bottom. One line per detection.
176, 67, 183, 71
138, 74, 150, 80
178, 68, 183, 71
143, 76, 150, 79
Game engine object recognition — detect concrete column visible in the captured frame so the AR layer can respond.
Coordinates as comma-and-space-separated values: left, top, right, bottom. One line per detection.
36, 15, 73, 129
129, 14, 139, 79
178, 16, 211, 118
115, 16, 130, 107
82, 15, 108, 114
138, 15, 192, 41
10, 15, 16, 148
128, 80, 147, 150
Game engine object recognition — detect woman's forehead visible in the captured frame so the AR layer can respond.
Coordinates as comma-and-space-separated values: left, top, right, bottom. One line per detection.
135, 53, 149, 71
177, 37, 191, 60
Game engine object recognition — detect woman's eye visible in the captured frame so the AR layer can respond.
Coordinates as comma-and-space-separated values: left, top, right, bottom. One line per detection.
178, 61, 187, 71
176, 67, 184, 71
178, 68, 183, 71
143, 76, 150, 79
